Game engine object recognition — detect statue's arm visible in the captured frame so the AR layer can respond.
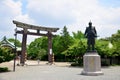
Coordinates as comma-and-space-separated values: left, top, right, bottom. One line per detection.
84, 27, 88, 37
94, 27, 97, 37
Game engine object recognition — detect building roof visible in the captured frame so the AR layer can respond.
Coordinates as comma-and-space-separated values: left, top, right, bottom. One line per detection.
0, 36, 15, 49
0, 36, 21, 51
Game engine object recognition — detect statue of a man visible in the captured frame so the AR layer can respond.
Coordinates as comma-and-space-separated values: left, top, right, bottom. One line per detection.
84, 21, 97, 51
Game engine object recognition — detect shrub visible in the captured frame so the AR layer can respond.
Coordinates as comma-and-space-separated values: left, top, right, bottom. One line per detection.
0, 47, 14, 63
0, 67, 9, 72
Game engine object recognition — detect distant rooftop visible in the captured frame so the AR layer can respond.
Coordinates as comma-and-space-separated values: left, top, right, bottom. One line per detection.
0, 36, 15, 49
0, 36, 21, 51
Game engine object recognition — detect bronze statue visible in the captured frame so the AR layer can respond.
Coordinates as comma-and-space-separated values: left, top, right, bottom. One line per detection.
84, 21, 97, 52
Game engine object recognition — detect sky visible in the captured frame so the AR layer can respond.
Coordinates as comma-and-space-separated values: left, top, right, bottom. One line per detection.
0, 0, 120, 44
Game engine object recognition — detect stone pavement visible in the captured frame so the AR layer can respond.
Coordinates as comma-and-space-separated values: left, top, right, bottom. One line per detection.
0, 60, 120, 80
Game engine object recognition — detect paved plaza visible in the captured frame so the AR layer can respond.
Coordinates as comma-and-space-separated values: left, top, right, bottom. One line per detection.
0, 61, 120, 80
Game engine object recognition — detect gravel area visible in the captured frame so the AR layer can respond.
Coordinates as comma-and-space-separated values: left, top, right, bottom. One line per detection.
0, 61, 120, 80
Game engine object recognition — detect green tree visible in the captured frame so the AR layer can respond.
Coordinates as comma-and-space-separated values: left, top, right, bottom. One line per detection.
62, 31, 86, 62
27, 37, 47, 60
0, 47, 14, 63
52, 35, 65, 61
72, 31, 84, 39
110, 30, 120, 56
96, 39, 113, 57
8, 38, 21, 47
60, 26, 74, 52
52, 26, 74, 61
53, 35, 63, 54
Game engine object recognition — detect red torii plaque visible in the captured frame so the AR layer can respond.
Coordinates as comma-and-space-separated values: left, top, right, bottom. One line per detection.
13, 20, 59, 65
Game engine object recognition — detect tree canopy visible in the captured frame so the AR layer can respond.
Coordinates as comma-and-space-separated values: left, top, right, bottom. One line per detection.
8, 38, 21, 47
25, 26, 120, 65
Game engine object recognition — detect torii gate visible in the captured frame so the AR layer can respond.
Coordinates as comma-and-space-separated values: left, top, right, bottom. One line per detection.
13, 20, 59, 65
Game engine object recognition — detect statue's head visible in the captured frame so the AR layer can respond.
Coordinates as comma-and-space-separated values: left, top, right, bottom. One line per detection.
89, 21, 92, 25
88, 21, 92, 26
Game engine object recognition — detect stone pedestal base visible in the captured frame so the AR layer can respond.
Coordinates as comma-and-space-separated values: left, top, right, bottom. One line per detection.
81, 51, 103, 76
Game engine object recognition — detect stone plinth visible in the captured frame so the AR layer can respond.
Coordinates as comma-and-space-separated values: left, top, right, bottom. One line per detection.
81, 51, 103, 76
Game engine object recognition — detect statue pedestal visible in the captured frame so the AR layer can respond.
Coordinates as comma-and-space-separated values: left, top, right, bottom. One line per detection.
81, 51, 103, 76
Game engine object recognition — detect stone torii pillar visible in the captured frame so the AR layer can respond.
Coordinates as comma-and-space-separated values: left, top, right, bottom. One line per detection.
21, 28, 27, 65
48, 31, 53, 63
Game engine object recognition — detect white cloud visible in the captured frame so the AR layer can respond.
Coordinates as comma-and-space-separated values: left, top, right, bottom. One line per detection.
5, 0, 22, 15
0, 0, 22, 40
14, 14, 35, 24
26, 0, 120, 38
1, 0, 120, 44
0, 0, 35, 44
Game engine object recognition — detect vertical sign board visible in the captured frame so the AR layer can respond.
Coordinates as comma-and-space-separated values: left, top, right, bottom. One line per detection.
50, 49, 52, 55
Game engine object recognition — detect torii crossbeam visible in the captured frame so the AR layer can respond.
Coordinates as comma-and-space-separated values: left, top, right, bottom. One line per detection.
13, 20, 59, 65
